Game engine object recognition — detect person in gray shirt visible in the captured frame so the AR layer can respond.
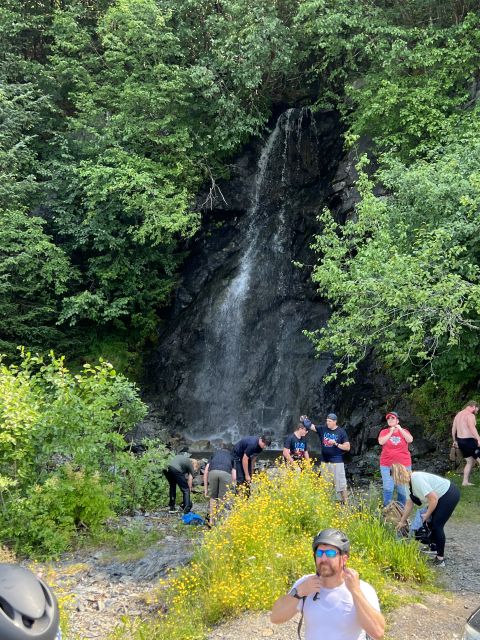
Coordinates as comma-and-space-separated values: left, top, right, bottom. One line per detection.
163, 454, 200, 513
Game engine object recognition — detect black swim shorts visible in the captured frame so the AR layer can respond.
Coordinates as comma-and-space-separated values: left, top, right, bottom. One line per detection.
457, 437, 480, 459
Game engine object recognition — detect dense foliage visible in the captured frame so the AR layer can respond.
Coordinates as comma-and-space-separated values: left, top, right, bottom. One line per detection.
0, 0, 297, 366
114, 462, 433, 640
1, 0, 480, 402
301, 2, 480, 401
0, 351, 170, 558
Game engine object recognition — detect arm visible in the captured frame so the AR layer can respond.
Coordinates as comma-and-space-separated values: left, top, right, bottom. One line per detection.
378, 428, 394, 445
338, 441, 350, 452
397, 498, 414, 529
421, 491, 439, 522
283, 447, 294, 464
344, 570, 385, 639
251, 455, 257, 475
270, 595, 300, 624
231, 466, 237, 484
242, 453, 251, 482
271, 576, 322, 624
304, 450, 310, 460
452, 418, 458, 445
204, 463, 209, 497
187, 473, 193, 491
467, 413, 480, 444
397, 426, 413, 444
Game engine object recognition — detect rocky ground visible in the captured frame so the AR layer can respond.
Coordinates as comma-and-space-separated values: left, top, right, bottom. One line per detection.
38, 508, 205, 640
38, 503, 478, 640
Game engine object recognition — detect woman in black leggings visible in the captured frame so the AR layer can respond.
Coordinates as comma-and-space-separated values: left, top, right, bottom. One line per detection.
392, 463, 460, 567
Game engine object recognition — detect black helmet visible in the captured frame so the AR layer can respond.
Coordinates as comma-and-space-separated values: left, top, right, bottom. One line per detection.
312, 528, 350, 554
0, 564, 60, 640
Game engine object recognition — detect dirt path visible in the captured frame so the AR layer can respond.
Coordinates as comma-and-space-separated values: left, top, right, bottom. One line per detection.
206, 590, 478, 640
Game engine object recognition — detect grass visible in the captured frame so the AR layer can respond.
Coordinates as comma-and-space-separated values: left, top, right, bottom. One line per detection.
111, 460, 435, 640
448, 467, 480, 523
81, 520, 164, 561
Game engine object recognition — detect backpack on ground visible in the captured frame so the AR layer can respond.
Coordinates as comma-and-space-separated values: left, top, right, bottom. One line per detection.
182, 512, 205, 526
414, 522, 431, 545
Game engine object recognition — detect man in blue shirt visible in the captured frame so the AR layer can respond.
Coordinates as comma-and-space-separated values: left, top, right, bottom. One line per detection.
311, 413, 350, 503
283, 421, 310, 464
232, 434, 271, 486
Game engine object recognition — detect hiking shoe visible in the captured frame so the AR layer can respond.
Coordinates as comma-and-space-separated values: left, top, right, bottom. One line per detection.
433, 557, 446, 567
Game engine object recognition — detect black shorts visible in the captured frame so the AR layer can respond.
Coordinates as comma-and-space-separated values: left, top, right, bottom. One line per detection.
457, 437, 480, 459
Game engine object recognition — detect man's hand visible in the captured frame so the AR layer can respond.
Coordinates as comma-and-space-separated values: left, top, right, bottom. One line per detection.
295, 575, 323, 598
396, 519, 407, 530
343, 567, 361, 593
245, 475, 251, 483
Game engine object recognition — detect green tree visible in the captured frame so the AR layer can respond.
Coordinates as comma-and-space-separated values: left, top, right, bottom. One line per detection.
309, 116, 480, 384
0, 211, 72, 357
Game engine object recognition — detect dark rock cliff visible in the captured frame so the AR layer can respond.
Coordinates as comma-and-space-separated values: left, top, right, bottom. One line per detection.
143, 108, 434, 461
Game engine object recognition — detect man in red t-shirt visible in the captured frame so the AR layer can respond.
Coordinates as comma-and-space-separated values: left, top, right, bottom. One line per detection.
378, 411, 413, 506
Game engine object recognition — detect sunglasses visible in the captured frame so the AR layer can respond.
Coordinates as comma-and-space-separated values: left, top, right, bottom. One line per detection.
315, 549, 339, 558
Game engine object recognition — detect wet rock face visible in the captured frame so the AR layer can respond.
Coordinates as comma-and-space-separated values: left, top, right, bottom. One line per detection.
147, 109, 343, 443
145, 109, 431, 453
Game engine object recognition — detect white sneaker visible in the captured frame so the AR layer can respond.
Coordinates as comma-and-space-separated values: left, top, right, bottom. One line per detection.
433, 557, 446, 567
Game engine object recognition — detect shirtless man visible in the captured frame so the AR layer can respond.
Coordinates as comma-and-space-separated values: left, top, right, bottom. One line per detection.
452, 400, 480, 486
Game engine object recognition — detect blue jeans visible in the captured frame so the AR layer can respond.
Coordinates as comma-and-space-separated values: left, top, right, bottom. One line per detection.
380, 465, 411, 507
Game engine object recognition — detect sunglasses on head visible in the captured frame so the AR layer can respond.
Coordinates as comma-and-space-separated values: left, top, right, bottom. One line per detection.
315, 549, 339, 558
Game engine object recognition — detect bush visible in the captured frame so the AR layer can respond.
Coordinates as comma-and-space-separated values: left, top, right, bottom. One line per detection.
0, 351, 174, 557
116, 439, 171, 513
0, 351, 148, 487
0, 465, 115, 559
119, 461, 433, 640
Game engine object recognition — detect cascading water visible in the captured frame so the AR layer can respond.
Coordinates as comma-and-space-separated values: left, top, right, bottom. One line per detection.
201, 117, 285, 440
151, 108, 344, 443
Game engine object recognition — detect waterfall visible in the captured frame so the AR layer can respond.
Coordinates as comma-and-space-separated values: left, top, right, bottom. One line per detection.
151, 107, 342, 443
194, 108, 321, 442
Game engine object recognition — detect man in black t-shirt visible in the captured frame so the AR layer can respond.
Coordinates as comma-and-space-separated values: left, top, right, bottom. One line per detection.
283, 421, 310, 464
232, 434, 271, 486
204, 446, 236, 525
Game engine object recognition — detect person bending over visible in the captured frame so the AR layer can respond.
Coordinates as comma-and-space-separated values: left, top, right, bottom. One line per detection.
204, 445, 236, 525
232, 434, 271, 486
163, 454, 200, 513
393, 463, 460, 567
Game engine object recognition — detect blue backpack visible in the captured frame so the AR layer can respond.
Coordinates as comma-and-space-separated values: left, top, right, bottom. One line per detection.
182, 512, 205, 525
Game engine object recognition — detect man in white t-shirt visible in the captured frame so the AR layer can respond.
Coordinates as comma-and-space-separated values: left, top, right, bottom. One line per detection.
270, 528, 385, 640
